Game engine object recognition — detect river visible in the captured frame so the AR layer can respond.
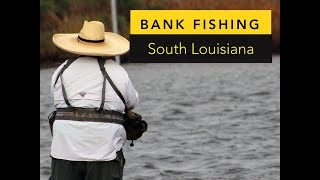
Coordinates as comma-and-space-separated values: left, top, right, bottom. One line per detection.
40, 55, 280, 180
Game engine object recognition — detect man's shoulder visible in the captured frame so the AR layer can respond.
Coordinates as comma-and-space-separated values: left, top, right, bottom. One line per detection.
105, 59, 126, 70
105, 59, 129, 78
53, 60, 68, 72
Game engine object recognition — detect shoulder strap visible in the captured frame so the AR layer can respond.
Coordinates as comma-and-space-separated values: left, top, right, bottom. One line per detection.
97, 58, 107, 111
54, 57, 78, 109
97, 57, 128, 113
54, 57, 78, 87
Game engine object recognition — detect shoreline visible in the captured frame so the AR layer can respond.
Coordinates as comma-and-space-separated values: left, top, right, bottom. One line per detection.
40, 53, 280, 70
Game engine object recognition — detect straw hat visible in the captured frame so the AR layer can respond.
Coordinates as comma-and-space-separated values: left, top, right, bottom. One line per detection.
52, 20, 129, 56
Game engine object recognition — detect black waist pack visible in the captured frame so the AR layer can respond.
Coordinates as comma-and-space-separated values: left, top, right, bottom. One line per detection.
123, 111, 148, 141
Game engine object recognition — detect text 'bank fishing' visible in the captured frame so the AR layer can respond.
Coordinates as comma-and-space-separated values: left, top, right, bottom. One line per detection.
130, 10, 272, 63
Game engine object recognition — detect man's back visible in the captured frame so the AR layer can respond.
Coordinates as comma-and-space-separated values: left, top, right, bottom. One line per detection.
50, 56, 139, 161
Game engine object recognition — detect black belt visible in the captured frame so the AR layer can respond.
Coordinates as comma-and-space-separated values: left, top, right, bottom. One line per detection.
55, 108, 125, 125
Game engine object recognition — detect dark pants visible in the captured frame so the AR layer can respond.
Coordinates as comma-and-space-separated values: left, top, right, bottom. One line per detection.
49, 150, 125, 180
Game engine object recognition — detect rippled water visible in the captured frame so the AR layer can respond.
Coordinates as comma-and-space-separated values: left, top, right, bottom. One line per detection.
40, 56, 280, 180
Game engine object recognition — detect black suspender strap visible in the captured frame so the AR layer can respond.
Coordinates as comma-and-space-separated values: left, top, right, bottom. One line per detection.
97, 58, 107, 111
97, 57, 128, 113
98, 58, 137, 146
54, 57, 78, 109
54, 57, 78, 87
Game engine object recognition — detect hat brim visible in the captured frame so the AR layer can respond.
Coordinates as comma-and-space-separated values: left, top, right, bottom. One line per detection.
52, 32, 129, 56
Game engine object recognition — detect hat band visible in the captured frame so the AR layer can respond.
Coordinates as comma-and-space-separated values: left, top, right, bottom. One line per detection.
77, 36, 105, 43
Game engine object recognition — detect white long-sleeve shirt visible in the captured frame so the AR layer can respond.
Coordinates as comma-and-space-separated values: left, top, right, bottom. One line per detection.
49, 56, 139, 161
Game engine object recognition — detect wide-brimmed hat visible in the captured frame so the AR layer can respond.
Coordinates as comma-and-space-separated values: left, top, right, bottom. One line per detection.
52, 20, 129, 56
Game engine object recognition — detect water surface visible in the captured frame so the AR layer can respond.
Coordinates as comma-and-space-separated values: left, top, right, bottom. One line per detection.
40, 56, 280, 180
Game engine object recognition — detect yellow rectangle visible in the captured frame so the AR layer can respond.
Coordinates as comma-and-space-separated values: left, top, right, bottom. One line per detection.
130, 10, 271, 35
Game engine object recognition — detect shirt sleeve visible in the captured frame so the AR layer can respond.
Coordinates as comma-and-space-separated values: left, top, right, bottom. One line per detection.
125, 77, 139, 110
